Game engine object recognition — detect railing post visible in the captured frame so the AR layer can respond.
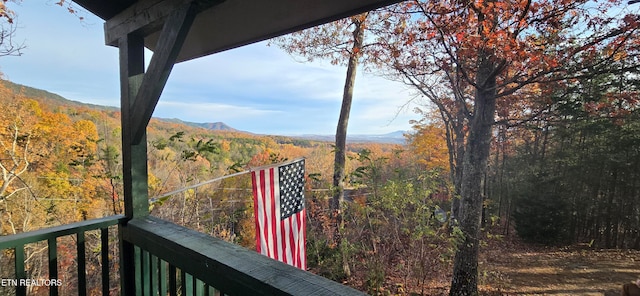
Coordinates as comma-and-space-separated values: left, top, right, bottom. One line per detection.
142, 249, 151, 295
151, 254, 159, 295
48, 238, 59, 296
15, 245, 25, 296
169, 265, 177, 296
77, 231, 87, 296
159, 258, 168, 295
101, 228, 110, 296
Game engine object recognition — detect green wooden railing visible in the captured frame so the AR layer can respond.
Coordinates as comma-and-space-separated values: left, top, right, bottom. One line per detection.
0, 215, 125, 296
1, 214, 366, 296
122, 216, 367, 296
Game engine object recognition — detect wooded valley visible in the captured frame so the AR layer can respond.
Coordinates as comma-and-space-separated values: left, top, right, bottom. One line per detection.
0, 72, 638, 294
2, 0, 640, 294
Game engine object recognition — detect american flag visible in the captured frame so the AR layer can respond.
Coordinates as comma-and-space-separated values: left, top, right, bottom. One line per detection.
251, 158, 306, 270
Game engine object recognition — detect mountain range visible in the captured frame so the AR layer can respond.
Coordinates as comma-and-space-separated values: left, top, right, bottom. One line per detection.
3, 80, 407, 144
293, 131, 407, 144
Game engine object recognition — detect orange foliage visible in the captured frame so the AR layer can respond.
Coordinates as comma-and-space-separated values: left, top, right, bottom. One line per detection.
408, 123, 450, 173
381, 0, 640, 128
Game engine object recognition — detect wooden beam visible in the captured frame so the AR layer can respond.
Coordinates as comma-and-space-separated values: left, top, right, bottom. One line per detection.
104, 0, 186, 46
128, 2, 197, 145
101, 0, 401, 63
73, 0, 135, 21
147, 0, 403, 62
104, 0, 224, 47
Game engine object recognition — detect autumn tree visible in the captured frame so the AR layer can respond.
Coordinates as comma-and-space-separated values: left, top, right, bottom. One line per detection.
0, 0, 86, 59
381, 1, 640, 295
499, 59, 640, 247
272, 12, 382, 219
407, 114, 451, 176
0, 86, 47, 234
0, 1, 25, 57
272, 11, 391, 277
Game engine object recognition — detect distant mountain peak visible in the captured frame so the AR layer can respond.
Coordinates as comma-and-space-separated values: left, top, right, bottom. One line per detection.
199, 122, 236, 131
294, 131, 408, 144
157, 118, 238, 132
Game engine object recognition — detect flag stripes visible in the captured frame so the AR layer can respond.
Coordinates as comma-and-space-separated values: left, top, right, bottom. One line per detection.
251, 159, 306, 270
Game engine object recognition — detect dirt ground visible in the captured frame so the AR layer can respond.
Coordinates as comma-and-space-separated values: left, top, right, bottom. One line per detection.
343, 232, 639, 295
478, 239, 640, 296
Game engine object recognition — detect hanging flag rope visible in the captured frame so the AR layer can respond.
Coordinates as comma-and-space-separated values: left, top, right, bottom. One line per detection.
149, 169, 251, 203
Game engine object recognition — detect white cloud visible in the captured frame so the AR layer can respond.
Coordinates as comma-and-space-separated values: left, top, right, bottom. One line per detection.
168, 43, 347, 104
156, 101, 281, 120
3, 2, 418, 136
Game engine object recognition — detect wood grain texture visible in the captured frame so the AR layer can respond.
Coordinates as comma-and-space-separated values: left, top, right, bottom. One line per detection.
123, 216, 368, 296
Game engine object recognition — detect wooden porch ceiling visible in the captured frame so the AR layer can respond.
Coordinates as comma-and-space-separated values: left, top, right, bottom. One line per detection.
73, 0, 403, 63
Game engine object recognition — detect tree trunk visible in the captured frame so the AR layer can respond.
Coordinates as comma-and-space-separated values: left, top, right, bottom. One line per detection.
331, 18, 365, 278
449, 53, 498, 296
450, 107, 466, 223
331, 21, 364, 214
605, 170, 617, 248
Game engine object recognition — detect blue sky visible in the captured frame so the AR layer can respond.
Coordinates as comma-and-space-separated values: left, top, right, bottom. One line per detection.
0, 1, 417, 136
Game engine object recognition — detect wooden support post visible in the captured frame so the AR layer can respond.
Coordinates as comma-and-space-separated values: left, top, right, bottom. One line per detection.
116, 2, 197, 294
120, 34, 148, 219
130, 2, 198, 144
118, 33, 146, 296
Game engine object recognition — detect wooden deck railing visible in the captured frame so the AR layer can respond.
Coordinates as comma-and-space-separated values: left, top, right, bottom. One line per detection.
1, 214, 366, 296
121, 216, 367, 296
0, 215, 125, 296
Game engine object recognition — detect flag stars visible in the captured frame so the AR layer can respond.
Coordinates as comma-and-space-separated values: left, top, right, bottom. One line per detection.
279, 160, 305, 219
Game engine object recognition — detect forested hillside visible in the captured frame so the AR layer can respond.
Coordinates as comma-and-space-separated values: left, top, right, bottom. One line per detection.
486, 70, 640, 249
0, 80, 399, 229
0, 78, 452, 294
1, 72, 639, 295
